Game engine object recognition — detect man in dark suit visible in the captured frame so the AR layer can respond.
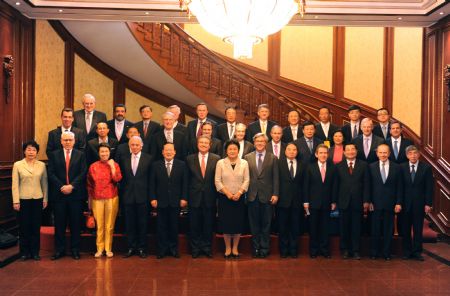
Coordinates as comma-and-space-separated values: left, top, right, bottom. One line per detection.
293, 121, 323, 166
168, 105, 188, 135
244, 133, 279, 258
335, 143, 370, 260
246, 104, 277, 142
282, 110, 303, 143
47, 131, 87, 260
119, 136, 153, 259
186, 136, 220, 258
189, 122, 223, 156
315, 106, 339, 147
369, 144, 403, 260
216, 106, 237, 143
266, 125, 286, 160
73, 93, 107, 141
151, 112, 187, 160
134, 105, 161, 148
303, 144, 338, 258
86, 122, 118, 166
47, 107, 86, 157
187, 103, 217, 145
150, 143, 188, 259
400, 145, 433, 261
277, 143, 304, 258
107, 104, 134, 145
114, 126, 144, 165
342, 105, 362, 143
373, 108, 391, 140
387, 120, 413, 164
352, 118, 385, 163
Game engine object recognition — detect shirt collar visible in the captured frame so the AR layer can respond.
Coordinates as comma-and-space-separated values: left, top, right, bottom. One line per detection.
132, 152, 141, 158
199, 152, 209, 159
346, 158, 356, 166
409, 161, 419, 167
61, 126, 72, 132
165, 158, 173, 165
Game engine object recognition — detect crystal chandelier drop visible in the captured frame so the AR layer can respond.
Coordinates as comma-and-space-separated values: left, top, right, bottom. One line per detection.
180, 0, 306, 59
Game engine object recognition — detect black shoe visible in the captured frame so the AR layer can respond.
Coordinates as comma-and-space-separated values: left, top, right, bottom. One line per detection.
205, 252, 213, 258
259, 253, 267, 258
224, 254, 231, 259
171, 252, 180, 258
291, 253, 298, 258
342, 251, 349, 259
231, 253, 240, 259
71, 251, 80, 260
280, 253, 288, 258
51, 252, 65, 260
192, 252, 199, 259
20, 254, 30, 261
123, 249, 135, 258
323, 253, 331, 259
33, 255, 41, 261
252, 250, 260, 258
402, 255, 410, 260
353, 252, 361, 260
384, 256, 391, 261
156, 254, 165, 259
138, 250, 148, 259
412, 255, 425, 261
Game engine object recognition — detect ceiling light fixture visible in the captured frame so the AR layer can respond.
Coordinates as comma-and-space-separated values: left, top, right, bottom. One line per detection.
58, 9, 63, 12
180, 0, 306, 59
397, 17, 402, 20
439, 12, 444, 15
145, 12, 150, 15
15, 1, 20, 5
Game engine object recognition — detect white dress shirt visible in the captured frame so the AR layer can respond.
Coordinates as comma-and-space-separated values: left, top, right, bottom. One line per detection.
228, 122, 235, 139
290, 125, 299, 141
198, 152, 209, 167
287, 158, 297, 177
238, 140, 245, 159
320, 122, 330, 138
115, 119, 124, 141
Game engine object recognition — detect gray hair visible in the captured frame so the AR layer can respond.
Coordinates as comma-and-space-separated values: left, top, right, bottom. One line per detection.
405, 145, 419, 154
271, 125, 283, 133
129, 135, 143, 145
61, 131, 75, 139
253, 132, 269, 143
361, 118, 373, 127
82, 93, 96, 103
162, 111, 175, 119
235, 123, 247, 130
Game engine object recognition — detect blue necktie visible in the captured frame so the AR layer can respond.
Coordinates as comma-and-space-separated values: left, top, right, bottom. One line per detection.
393, 140, 399, 159
381, 162, 387, 184
411, 164, 416, 183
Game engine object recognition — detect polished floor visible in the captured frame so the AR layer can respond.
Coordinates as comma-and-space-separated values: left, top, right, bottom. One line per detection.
1, 243, 449, 296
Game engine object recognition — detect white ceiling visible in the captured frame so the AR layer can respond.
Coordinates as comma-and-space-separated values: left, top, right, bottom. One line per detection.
7, 0, 449, 27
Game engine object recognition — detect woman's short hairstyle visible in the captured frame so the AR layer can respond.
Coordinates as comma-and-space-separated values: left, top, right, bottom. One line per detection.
224, 139, 240, 152
22, 140, 40, 153
98, 142, 111, 152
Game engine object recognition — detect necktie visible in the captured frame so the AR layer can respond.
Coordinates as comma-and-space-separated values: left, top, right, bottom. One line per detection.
65, 150, 70, 184
393, 140, 399, 159
274, 144, 279, 158
261, 122, 266, 134
200, 154, 206, 178
364, 138, 370, 158
132, 155, 138, 176
352, 124, 358, 139
197, 121, 203, 137
166, 131, 173, 143
320, 163, 326, 182
381, 162, 387, 183
289, 160, 294, 179
257, 153, 263, 174
143, 122, 148, 137
307, 140, 313, 153
349, 161, 353, 175
85, 112, 91, 133
166, 162, 171, 176
382, 126, 387, 139
411, 164, 416, 183
229, 124, 234, 139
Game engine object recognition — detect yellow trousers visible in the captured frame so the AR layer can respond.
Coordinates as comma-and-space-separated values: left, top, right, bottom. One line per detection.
91, 196, 119, 253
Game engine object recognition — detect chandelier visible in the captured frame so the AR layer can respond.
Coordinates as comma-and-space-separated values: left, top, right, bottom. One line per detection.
180, 0, 306, 59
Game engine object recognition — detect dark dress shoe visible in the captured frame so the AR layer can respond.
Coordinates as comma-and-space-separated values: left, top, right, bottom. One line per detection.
252, 250, 260, 258
280, 253, 288, 258
123, 249, 135, 258
224, 254, 231, 259
51, 252, 65, 260
138, 250, 148, 258
413, 255, 425, 261
353, 252, 361, 260
310, 253, 317, 259
33, 255, 41, 261
342, 251, 349, 259
20, 254, 31, 261
384, 256, 391, 261
323, 253, 331, 259
402, 255, 410, 260
259, 253, 267, 259
156, 254, 165, 259
171, 251, 180, 258
291, 254, 298, 258
231, 253, 240, 259
205, 252, 213, 258
72, 251, 80, 260
192, 252, 199, 259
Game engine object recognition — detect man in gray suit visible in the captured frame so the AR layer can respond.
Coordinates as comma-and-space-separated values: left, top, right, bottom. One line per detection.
244, 133, 279, 258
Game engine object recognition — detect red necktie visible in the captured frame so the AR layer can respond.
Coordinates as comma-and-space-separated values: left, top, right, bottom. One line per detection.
197, 121, 203, 137
65, 150, 70, 184
349, 161, 353, 175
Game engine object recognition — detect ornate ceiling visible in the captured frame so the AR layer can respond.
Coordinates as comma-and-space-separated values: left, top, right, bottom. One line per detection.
6, 0, 449, 26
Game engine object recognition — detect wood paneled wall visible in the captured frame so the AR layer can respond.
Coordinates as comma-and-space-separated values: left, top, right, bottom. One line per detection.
422, 15, 450, 235
0, 2, 35, 229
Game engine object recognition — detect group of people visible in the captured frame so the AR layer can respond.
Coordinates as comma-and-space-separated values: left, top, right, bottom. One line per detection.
11, 93, 433, 262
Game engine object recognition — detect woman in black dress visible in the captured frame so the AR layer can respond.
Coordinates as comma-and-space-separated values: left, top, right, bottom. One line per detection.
215, 140, 250, 258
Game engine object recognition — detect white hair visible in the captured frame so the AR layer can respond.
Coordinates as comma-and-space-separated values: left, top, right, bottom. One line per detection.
61, 131, 75, 139
82, 93, 96, 103
129, 136, 143, 145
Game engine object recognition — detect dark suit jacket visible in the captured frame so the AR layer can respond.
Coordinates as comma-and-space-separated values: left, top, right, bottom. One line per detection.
150, 130, 187, 160
216, 122, 236, 143
119, 152, 153, 205
150, 159, 188, 208
369, 161, 403, 211
265, 141, 287, 160
107, 119, 134, 144
190, 137, 223, 156
134, 120, 161, 146
174, 122, 187, 135
314, 122, 340, 146
86, 137, 119, 166
239, 141, 255, 159
352, 134, 385, 163
47, 149, 87, 201
342, 122, 362, 144
281, 126, 303, 144
73, 109, 107, 141
46, 127, 86, 157
114, 141, 150, 165
293, 137, 323, 165
303, 161, 338, 210
373, 123, 391, 140
387, 136, 413, 164
400, 162, 433, 212
335, 159, 370, 211
245, 120, 277, 142
244, 151, 279, 203
277, 159, 303, 208
186, 153, 220, 208
187, 118, 217, 144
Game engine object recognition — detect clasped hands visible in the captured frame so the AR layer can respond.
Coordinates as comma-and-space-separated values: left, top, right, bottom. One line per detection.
60, 184, 74, 195
151, 200, 188, 208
